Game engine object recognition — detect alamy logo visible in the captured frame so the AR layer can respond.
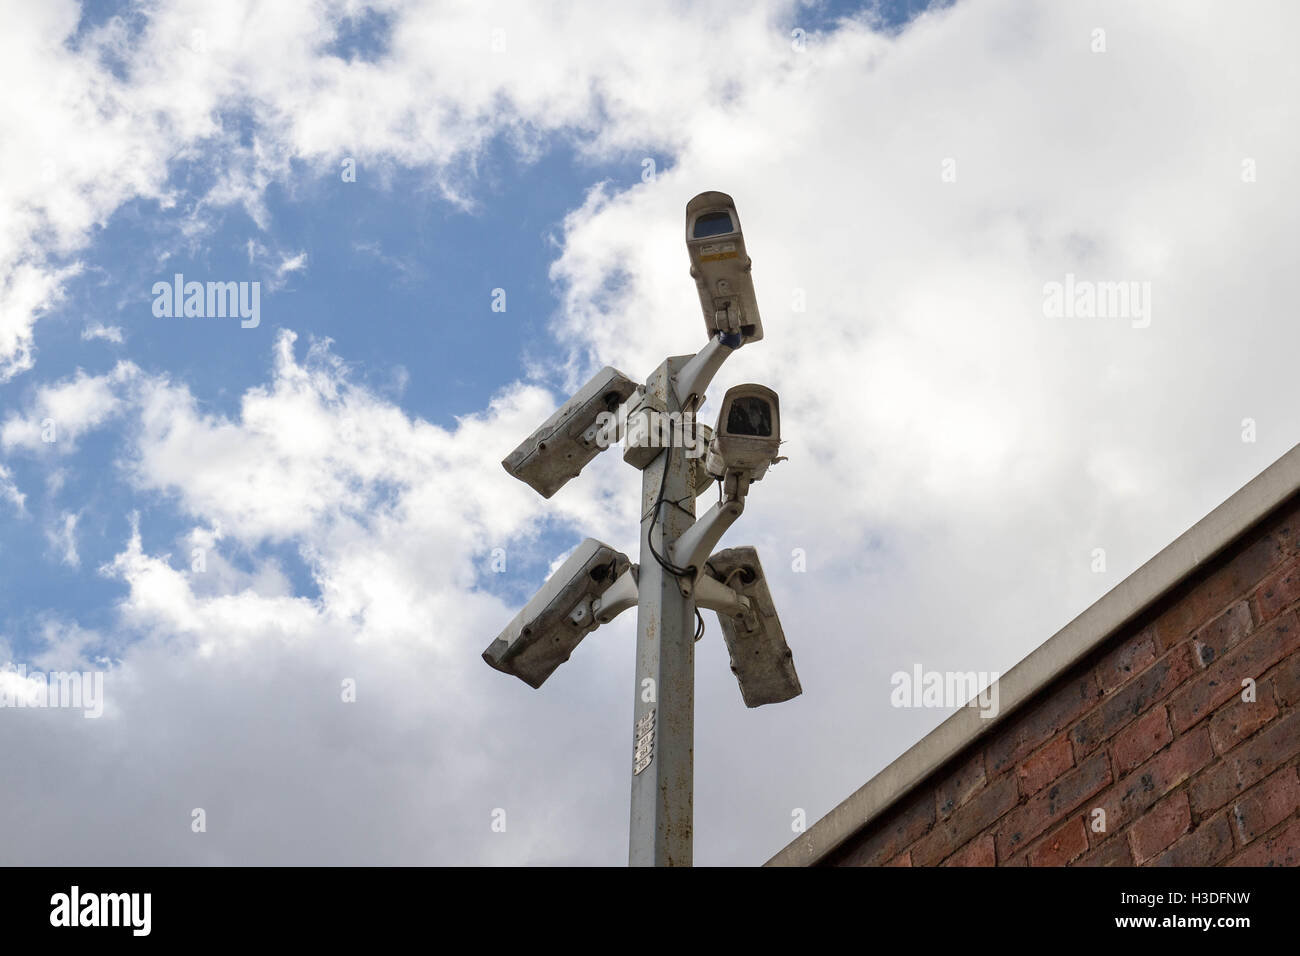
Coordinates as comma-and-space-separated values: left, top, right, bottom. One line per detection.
890, 665, 1000, 718
1042, 273, 1151, 328
50, 886, 151, 936
0, 666, 103, 718
594, 408, 708, 458
152, 273, 261, 328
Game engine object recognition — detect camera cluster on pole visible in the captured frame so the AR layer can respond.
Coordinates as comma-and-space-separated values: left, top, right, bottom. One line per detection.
484, 191, 801, 866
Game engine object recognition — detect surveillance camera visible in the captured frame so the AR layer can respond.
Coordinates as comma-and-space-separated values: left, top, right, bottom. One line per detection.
686, 191, 763, 344
483, 538, 632, 688
705, 547, 801, 708
705, 384, 781, 483
502, 366, 638, 498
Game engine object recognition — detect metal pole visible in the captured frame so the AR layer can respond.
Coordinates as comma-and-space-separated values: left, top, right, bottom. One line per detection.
629, 355, 698, 866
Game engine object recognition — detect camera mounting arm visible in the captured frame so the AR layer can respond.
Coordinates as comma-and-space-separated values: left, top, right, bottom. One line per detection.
669, 470, 751, 594
694, 571, 751, 618
591, 565, 640, 624
672, 332, 738, 408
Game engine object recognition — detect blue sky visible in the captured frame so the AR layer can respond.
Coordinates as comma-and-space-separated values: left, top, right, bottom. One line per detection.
1, 0, 1296, 865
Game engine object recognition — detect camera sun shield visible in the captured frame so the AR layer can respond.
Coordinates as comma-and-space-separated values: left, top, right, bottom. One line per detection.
483, 538, 632, 688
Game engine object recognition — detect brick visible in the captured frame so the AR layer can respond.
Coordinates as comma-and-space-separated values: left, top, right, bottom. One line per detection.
1111, 705, 1173, 776
1153, 601, 1200, 654
996, 751, 1110, 859
883, 850, 911, 867
935, 750, 987, 820
1168, 611, 1299, 732
1231, 766, 1300, 845
1208, 683, 1277, 754
1192, 602, 1252, 668
1026, 816, 1089, 867
1016, 734, 1074, 797
1150, 814, 1233, 866
911, 775, 1018, 867
1269, 504, 1300, 556
1071, 644, 1195, 756
1272, 651, 1300, 708
1091, 728, 1214, 837
1074, 836, 1134, 867
833, 788, 935, 867
1228, 817, 1300, 867
1096, 627, 1158, 694
1127, 791, 1190, 864
986, 672, 1100, 776
1255, 556, 1300, 622
942, 833, 996, 867
1190, 770, 1235, 817
1189, 710, 1300, 814
1154, 534, 1287, 650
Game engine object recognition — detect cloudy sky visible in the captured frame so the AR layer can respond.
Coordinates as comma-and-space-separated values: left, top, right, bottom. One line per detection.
0, 0, 1296, 865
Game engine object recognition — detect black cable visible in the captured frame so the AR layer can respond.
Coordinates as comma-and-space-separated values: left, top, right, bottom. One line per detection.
645, 393, 702, 580
646, 441, 694, 578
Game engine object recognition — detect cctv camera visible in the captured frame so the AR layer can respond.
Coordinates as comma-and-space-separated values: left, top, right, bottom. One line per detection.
705, 384, 781, 483
483, 538, 632, 688
686, 191, 764, 344
705, 546, 801, 708
502, 366, 638, 498
670, 389, 779, 576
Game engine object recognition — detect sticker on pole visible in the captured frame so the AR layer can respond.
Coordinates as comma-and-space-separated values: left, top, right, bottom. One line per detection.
633, 708, 656, 775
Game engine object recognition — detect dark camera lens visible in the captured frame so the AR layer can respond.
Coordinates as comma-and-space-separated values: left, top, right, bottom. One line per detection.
693, 212, 734, 239
726, 396, 772, 437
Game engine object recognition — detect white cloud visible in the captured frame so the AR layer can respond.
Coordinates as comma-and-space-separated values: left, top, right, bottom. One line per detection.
47, 510, 79, 567
26, 617, 105, 672
2, 361, 139, 451
277, 252, 308, 277
0, 262, 81, 382
82, 323, 125, 344
0, 463, 25, 514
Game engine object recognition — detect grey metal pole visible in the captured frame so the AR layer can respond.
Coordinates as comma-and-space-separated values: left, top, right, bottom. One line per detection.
629, 355, 698, 866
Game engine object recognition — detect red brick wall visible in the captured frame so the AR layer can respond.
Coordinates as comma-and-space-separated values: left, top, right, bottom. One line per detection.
827, 496, 1300, 867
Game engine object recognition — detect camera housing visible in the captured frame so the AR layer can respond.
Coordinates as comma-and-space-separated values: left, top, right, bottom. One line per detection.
705, 546, 801, 707
705, 384, 781, 483
685, 191, 764, 344
483, 538, 632, 688
502, 366, 638, 498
